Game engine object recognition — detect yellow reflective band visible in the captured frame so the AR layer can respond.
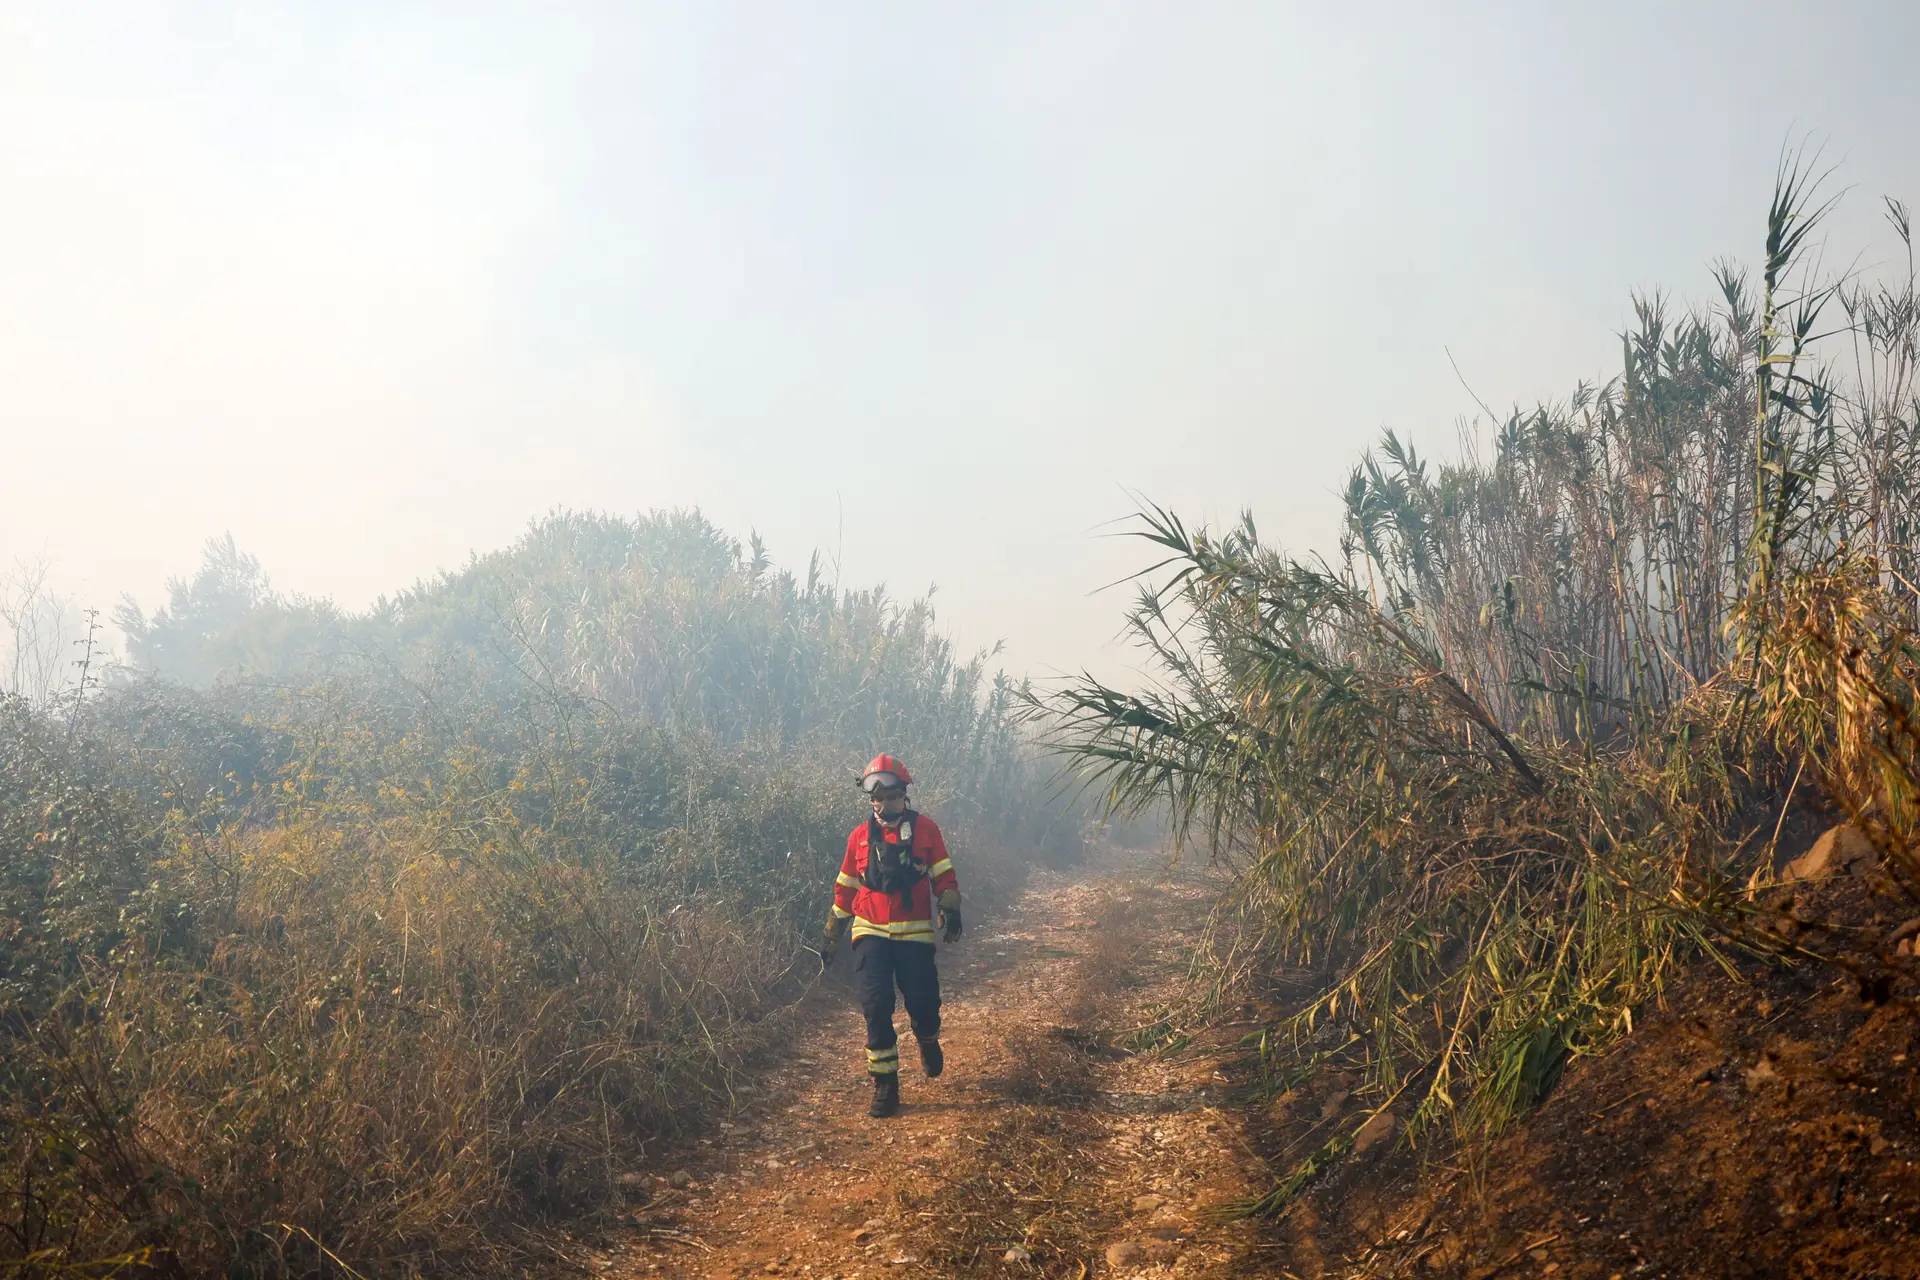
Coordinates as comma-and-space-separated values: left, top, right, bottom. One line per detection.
836, 872, 861, 890
868, 1060, 899, 1074
866, 1047, 898, 1060
929, 859, 953, 878
850, 915, 937, 942
831, 905, 853, 919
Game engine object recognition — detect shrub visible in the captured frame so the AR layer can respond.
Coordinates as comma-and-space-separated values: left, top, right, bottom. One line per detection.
3, 514, 1070, 1275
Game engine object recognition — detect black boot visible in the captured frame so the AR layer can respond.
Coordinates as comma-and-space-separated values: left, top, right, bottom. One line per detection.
918, 1038, 944, 1079
869, 1073, 900, 1118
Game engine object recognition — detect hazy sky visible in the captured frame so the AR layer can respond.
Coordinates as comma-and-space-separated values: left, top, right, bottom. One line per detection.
6, 2, 1920, 683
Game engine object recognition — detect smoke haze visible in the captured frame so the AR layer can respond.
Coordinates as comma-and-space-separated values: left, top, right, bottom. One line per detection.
6, 1, 1920, 681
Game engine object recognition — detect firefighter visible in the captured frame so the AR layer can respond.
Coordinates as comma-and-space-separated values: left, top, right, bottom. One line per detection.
818, 753, 962, 1118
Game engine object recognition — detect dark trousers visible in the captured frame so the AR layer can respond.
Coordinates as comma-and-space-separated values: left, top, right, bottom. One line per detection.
853, 936, 941, 1075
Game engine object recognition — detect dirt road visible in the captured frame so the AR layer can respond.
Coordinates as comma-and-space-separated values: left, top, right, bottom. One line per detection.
601, 860, 1272, 1279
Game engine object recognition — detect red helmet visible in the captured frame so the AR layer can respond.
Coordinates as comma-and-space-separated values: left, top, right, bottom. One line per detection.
860, 753, 913, 793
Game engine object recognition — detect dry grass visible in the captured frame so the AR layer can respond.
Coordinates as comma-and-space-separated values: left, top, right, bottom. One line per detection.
1695, 557, 1920, 999
1, 514, 1074, 1277
5, 804, 811, 1276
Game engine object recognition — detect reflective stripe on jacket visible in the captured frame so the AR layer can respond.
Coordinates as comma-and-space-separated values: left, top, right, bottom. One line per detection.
830, 812, 958, 944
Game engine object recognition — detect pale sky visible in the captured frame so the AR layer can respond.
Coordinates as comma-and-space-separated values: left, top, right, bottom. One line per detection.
5, 2, 1920, 684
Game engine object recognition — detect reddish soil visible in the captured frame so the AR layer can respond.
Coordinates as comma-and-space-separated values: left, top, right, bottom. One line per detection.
584, 859, 1920, 1280
1248, 876, 1920, 1279
599, 862, 1272, 1278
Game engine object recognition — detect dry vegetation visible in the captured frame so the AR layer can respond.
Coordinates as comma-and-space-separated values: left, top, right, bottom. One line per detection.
14, 150, 1920, 1277
1036, 155, 1920, 1212
1, 514, 1075, 1276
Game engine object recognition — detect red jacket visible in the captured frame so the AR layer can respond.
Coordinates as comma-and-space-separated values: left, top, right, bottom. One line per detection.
831, 812, 958, 944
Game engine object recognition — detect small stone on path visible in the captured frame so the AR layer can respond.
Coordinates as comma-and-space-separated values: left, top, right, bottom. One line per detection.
1105, 1240, 1146, 1268
1130, 1194, 1165, 1214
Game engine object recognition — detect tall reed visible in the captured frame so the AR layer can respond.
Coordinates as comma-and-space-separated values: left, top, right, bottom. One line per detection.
1037, 154, 1920, 1180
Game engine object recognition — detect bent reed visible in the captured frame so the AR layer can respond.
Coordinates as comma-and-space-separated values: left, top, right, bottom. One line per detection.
1037, 156, 1920, 1209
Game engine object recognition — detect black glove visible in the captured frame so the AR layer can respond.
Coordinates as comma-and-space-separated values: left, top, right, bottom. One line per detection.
940, 906, 962, 943
821, 916, 846, 967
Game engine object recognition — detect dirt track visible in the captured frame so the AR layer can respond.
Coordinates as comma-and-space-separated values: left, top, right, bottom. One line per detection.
600, 860, 1273, 1279
589, 858, 1920, 1280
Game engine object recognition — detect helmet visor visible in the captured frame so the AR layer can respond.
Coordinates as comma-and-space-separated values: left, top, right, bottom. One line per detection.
860, 771, 903, 794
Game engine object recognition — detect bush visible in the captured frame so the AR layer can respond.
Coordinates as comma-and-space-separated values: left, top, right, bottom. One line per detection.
3, 513, 1072, 1276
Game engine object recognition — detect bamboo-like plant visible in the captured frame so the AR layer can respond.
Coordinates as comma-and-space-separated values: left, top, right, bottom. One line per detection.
1036, 152, 1920, 1209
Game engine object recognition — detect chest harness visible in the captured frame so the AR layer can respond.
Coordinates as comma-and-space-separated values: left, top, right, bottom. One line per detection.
861, 812, 927, 904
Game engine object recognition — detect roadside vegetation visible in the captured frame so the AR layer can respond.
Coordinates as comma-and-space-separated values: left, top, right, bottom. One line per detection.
1038, 156, 1920, 1204
1, 512, 1073, 1276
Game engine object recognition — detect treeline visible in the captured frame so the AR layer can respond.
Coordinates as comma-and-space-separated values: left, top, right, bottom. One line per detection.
3, 511, 1074, 1276
1041, 160, 1920, 1192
